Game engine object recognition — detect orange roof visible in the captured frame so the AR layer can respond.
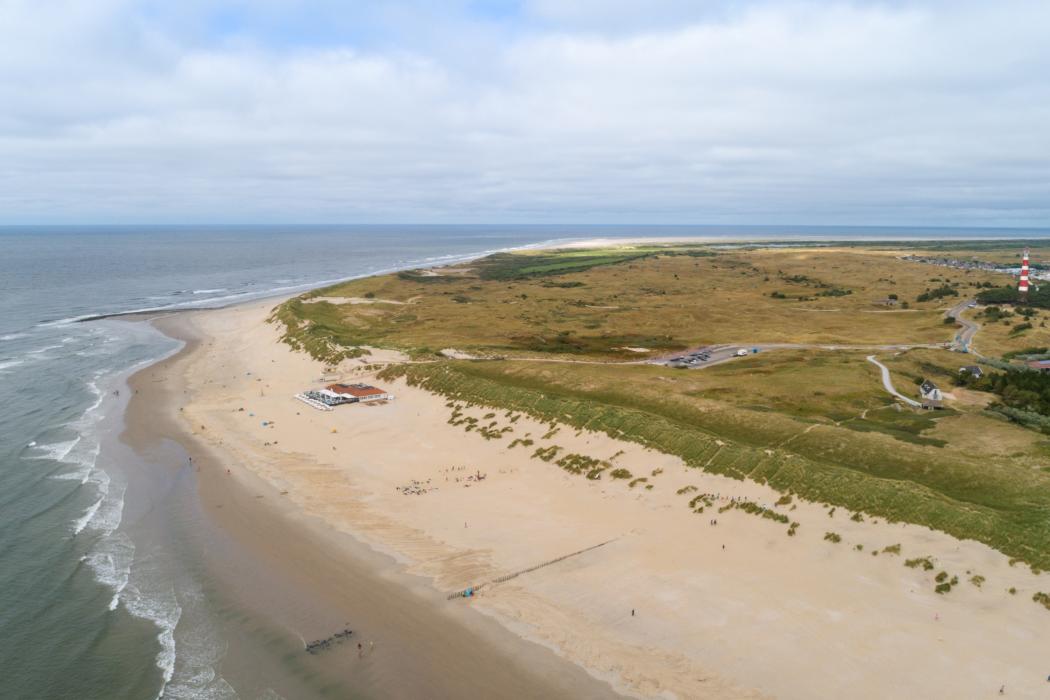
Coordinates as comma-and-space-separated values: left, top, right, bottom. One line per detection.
326, 383, 387, 397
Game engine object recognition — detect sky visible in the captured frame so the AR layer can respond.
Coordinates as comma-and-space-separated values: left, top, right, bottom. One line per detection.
1, 0, 1048, 226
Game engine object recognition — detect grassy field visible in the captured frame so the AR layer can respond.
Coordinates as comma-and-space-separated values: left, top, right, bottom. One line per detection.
272, 243, 1008, 363
272, 242, 1050, 570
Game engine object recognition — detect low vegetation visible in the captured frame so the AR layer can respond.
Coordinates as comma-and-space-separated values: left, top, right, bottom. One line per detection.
718, 499, 790, 525
978, 285, 1050, 308
916, 284, 959, 303
382, 355, 1050, 572
905, 556, 936, 571
934, 571, 960, 595
958, 368, 1050, 429
270, 243, 1050, 572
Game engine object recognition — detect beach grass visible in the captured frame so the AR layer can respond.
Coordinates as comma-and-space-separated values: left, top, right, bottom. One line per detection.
379, 358, 1050, 571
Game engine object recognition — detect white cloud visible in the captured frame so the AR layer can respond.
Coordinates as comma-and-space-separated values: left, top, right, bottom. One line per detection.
0, 0, 1048, 224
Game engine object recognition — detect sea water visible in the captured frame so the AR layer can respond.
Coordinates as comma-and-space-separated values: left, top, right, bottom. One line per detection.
0, 224, 1046, 699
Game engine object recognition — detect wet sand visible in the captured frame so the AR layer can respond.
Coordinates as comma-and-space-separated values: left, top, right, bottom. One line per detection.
123, 309, 622, 700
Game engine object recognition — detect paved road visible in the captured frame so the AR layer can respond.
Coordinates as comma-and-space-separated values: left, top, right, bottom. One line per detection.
865, 355, 922, 407
652, 341, 948, 371
946, 298, 981, 355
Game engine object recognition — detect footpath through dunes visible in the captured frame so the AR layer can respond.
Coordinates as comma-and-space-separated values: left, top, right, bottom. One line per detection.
866, 355, 922, 407
172, 297, 1050, 700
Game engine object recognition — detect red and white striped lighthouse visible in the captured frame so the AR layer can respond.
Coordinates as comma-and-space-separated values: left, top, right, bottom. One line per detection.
1019, 246, 1031, 302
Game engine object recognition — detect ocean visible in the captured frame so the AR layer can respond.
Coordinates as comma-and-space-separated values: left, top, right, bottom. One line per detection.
0, 224, 1046, 699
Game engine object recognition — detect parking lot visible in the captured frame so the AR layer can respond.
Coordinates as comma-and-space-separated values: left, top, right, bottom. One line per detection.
656, 345, 756, 369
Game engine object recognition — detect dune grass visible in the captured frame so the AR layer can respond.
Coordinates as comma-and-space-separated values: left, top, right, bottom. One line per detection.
380, 358, 1050, 571
273, 243, 1050, 571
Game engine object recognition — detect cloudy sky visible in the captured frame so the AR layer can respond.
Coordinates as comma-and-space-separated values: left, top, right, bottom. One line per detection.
1, 0, 1048, 225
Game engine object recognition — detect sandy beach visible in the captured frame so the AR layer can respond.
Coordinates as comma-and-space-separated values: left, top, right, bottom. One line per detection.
137, 297, 1050, 699
125, 306, 622, 700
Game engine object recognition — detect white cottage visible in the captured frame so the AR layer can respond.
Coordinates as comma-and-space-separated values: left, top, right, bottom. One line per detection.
919, 379, 943, 409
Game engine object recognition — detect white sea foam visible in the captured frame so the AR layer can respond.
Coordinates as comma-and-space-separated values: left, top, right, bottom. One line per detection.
191, 289, 227, 294
0, 332, 29, 341
29, 437, 81, 462
83, 531, 135, 610
123, 577, 182, 698
71, 466, 124, 535
91, 480, 125, 534
49, 442, 101, 483
0, 359, 25, 371
162, 584, 238, 700
27, 343, 62, 355
72, 497, 103, 535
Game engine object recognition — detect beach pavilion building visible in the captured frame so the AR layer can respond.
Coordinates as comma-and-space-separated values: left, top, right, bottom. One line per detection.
325, 383, 394, 403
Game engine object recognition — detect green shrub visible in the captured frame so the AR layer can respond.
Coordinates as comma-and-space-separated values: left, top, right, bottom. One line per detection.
905, 556, 935, 571
532, 445, 561, 462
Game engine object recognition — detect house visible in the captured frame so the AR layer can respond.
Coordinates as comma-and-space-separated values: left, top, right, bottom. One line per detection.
919, 380, 942, 401
919, 379, 944, 410
958, 365, 983, 379
1026, 360, 1050, 374
326, 383, 394, 402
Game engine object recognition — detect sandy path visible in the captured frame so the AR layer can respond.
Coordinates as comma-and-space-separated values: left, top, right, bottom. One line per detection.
173, 299, 1050, 699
